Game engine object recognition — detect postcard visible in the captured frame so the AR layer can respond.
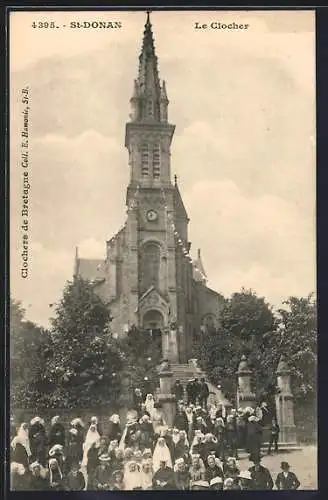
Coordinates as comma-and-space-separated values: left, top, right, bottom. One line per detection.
9, 9, 317, 491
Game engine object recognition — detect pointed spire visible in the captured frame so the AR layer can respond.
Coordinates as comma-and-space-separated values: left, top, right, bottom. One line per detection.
73, 246, 79, 277
161, 80, 168, 102
138, 11, 160, 94
131, 79, 139, 99
195, 248, 207, 278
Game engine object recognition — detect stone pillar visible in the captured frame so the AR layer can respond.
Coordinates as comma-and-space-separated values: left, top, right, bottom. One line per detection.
162, 328, 170, 360
275, 355, 297, 445
157, 360, 176, 427
236, 355, 256, 409
168, 326, 179, 363
162, 324, 179, 363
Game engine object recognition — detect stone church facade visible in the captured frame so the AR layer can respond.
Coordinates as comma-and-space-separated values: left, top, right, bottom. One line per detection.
74, 14, 224, 363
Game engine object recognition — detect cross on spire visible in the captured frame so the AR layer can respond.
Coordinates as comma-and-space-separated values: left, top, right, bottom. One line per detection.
146, 10, 152, 24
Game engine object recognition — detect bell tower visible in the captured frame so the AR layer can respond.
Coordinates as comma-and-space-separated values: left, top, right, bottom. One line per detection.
125, 12, 175, 193
119, 12, 193, 363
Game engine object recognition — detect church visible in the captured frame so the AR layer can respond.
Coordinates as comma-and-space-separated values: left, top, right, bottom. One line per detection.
74, 13, 225, 363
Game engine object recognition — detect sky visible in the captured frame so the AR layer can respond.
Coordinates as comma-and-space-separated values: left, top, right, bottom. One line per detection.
10, 10, 316, 327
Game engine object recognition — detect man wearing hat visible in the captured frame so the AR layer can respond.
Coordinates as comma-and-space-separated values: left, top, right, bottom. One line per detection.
275, 461, 300, 490
248, 453, 274, 490
199, 377, 210, 409
153, 460, 175, 490
186, 379, 195, 406
190, 479, 210, 490
238, 470, 253, 490
209, 476, 223, 490
172, 379, 184, 404
93, 453, 112, 490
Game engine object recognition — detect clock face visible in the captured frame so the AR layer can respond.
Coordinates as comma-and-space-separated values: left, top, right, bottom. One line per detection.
147, 209, 158, 222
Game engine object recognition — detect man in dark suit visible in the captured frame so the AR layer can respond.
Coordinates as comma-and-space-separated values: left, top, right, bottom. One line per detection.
268, 417, 280, 454
248, 453, 274, 490
172, 379, 184, 403
275, 462, 300, 490
199, 377, 210, 409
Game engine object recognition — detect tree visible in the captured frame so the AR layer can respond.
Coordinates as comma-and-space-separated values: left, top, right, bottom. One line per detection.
41, 277, 124, 408
196, 290, 317, 441
195, 289, 278, 403
11, 299, 52, 407
198, 289, 277, 401
277, 295, 317, 440
118, 325, 162, 397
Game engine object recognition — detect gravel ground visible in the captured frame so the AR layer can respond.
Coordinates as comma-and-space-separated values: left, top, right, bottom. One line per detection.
237, 445, 318, 490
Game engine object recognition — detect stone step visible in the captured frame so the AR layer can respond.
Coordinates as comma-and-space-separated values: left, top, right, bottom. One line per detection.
168, 362, 232, 407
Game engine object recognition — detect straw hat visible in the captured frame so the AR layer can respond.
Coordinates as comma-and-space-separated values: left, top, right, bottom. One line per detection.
210, 477, 223, 486
239, 470, 252, 480
192, 480, 210, 489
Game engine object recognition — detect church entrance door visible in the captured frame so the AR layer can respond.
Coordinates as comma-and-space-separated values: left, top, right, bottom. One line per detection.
142, 310, 164, 358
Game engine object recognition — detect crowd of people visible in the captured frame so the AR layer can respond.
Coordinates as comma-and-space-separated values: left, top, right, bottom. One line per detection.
10, 384, 301, 491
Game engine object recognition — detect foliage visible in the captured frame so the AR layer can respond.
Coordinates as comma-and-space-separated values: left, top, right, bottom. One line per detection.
195, 290, 317, 439
196, 289, 278, 403
118, 325, 162, 396
11, 299, 52, 407
40, 277, 125, 408
11, 278, 125, 409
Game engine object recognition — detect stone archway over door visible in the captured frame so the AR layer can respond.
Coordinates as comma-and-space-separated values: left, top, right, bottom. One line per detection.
142, 309, 164, 357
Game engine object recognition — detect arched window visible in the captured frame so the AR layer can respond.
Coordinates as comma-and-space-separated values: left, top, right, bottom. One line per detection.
153, 144, 161, 178
147, 100, 154, 117
141, 143, 149, 177
140, 242, 161, 293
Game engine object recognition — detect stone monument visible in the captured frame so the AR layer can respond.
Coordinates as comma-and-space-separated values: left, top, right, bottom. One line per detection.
157, 359, 176, 427
275, 355, 297, 445
236, 355, 257, 409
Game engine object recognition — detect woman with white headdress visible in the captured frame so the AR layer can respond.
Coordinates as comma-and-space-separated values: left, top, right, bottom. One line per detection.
28, 461, 49, 490
48, 444, 66, 473
48, 457, 64, 490
189, 454, 206, 486
152, 437, 173, 473
190, 430, 205, 456
144, 394, 155, 417
81, 423, 101, 468
184, 406, 194, 442
139, 414, 154, 451
11, 423, 32, 470
124, 460, 142, 490
70, 418, 85, 463
108, 414, 122, 442
174, 457, 190, 490
140, 458, 153, 490
119, 411, 139, 450
66, 428, 81, 471
10, 462, 28, 491
48, 416, 65, 448
29, 417, 47, 466
151, 404, 167, 438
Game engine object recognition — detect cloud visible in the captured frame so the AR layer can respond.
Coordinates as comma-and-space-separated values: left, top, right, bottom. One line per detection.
185, 180, 315, 304
10, 243, 73, 327
9, 11, 315, 327
77, 238, 105, 259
